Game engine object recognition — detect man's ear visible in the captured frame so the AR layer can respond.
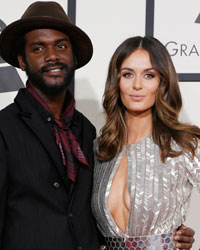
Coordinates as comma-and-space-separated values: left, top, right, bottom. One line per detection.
17, 55, 26, 71
73, 55, 77, 68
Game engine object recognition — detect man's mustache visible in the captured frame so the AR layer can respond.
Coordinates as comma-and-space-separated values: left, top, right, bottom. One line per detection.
41, 62, 69, 73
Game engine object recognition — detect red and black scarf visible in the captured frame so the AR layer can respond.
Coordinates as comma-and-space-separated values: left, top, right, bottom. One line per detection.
27, 83, 89, 182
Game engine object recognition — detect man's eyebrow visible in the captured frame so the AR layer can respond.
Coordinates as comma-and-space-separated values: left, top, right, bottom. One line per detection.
30, 41, 44, 46
30, 38, 70, 46
56, 38, 70, 43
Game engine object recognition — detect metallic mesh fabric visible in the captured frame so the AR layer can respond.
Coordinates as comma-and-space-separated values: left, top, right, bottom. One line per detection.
105, 232, 174, 250
92, 134, 200, 248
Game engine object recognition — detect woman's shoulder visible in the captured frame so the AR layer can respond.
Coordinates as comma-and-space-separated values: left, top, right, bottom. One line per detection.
191, 138, 200, 163
183, 137, 200, 159
197, 137, 200, 148
181, 138, 200, 191
93, 138, 99, 153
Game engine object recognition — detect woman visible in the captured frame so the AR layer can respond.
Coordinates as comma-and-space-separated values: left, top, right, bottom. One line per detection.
92, 36, 199, 249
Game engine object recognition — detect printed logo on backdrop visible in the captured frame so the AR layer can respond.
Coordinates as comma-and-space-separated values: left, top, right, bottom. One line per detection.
0, 0, 75, 93
145, 0, 200, 81
0, 19, 24, 92
195, 13, 200, 23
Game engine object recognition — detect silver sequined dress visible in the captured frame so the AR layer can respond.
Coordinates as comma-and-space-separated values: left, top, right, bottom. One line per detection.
92, 134, 200, 250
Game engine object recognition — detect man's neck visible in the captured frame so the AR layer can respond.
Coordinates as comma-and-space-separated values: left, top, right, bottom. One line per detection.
31, 85, 67, 119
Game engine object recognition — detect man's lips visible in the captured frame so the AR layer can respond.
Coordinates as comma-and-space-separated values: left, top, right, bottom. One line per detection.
43, 66, 64, 76
43, 66, 63, 72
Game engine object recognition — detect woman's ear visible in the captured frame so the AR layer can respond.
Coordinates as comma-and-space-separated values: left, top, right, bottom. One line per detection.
17, 55, 26, 71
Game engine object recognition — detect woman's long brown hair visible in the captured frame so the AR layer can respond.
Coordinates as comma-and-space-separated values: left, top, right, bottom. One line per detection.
97, 36, 200, 162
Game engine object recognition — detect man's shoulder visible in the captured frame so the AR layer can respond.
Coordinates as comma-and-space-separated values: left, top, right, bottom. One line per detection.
0, 88, 27, 117
73, 109, 95, 130
0, 89, 29, 129
0, 102, 20, 134
0, 102, 17, 118
72, 109, 96, 143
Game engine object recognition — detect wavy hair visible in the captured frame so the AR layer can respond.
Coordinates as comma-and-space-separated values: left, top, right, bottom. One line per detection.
97, 36, 200, 162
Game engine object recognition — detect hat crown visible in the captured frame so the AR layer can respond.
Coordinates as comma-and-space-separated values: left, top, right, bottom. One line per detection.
21, 1, 71, 23
0, 1, 93, 69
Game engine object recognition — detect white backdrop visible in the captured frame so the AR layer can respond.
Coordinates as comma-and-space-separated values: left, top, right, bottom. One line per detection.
0, 0, 200, 249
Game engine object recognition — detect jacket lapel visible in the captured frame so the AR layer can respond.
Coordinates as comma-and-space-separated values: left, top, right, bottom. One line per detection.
15, 89, 70, 190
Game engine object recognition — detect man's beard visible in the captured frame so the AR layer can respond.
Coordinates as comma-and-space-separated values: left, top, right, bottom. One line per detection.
25, 61, 75, 97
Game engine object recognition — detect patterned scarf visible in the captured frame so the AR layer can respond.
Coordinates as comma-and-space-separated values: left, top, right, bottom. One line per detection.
27, 83, 89, 182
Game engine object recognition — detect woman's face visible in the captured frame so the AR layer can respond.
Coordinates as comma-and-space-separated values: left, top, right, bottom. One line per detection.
119, 49, 160, 117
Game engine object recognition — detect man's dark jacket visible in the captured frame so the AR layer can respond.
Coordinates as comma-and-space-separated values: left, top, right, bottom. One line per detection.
0, 88, 101, 250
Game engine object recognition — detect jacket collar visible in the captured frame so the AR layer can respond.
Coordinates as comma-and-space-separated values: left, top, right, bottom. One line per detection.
14, 88, 82, 189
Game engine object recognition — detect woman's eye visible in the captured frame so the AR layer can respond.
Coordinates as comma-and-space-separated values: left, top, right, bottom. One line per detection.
122, 72, 132, 78
145, 73, 155, 79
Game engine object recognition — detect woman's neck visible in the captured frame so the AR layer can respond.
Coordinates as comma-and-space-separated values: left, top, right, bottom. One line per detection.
125, 110, 153, 145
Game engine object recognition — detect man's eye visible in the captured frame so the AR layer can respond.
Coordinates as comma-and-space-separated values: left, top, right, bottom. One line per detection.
57, 44, 66, 49
33, 47, 43, 53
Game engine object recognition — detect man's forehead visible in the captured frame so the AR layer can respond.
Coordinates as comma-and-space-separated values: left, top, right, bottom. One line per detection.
25, 28, 71, 42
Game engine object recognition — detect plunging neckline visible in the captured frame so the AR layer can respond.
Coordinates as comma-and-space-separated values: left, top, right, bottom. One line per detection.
104, 133, 153, 237
105, 146, 132, 237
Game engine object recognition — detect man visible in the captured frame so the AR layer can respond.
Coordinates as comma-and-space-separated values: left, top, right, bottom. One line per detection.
0, 1, 195, 249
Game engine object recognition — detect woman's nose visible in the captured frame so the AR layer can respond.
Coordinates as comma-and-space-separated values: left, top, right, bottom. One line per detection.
132, 76, 142, 89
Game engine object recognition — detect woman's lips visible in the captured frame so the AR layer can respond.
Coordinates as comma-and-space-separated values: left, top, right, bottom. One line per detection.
129, 94, 145, 101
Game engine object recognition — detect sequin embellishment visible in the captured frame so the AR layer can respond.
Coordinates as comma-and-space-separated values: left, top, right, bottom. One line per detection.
104, 232, 174, 250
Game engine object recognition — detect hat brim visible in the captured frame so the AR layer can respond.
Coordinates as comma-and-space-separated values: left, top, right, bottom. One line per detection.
0, 17, 93, 69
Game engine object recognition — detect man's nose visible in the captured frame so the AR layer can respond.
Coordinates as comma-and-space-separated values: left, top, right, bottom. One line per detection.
44, 47, 59, 61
